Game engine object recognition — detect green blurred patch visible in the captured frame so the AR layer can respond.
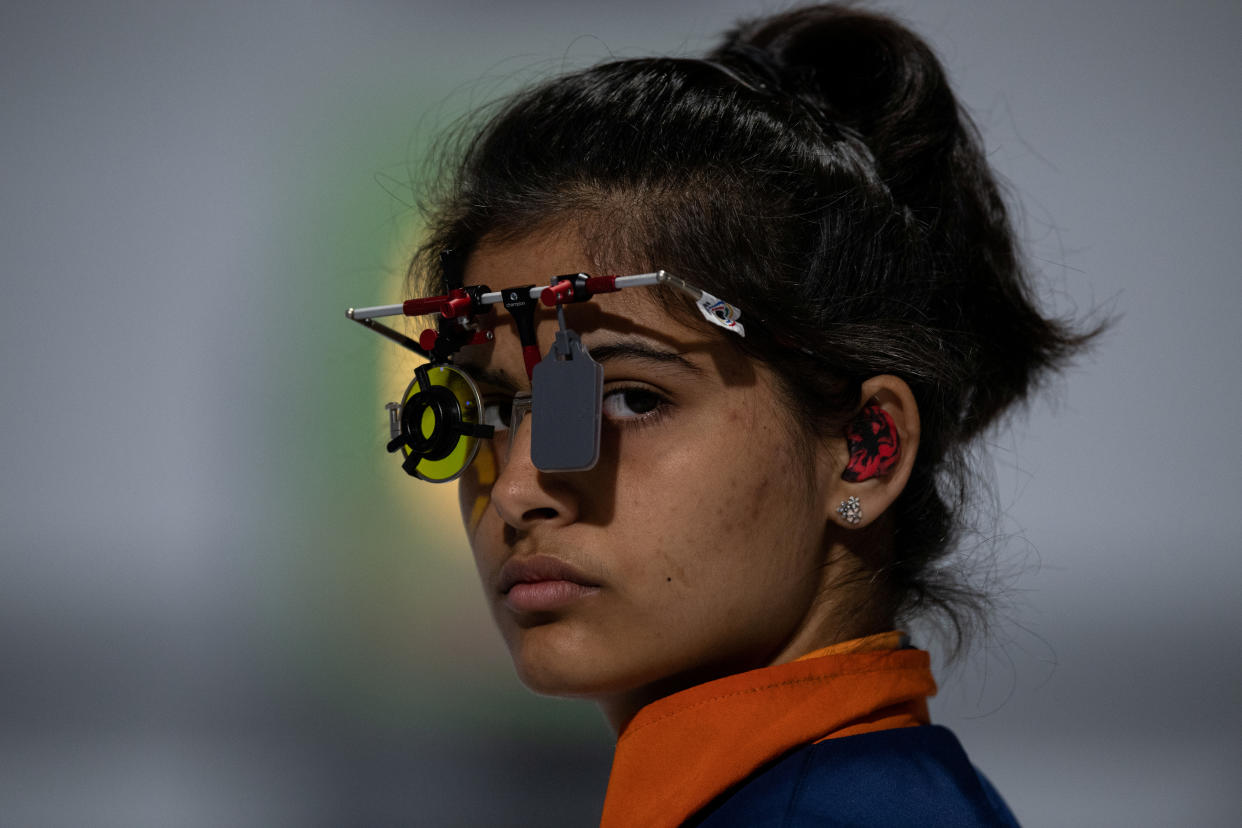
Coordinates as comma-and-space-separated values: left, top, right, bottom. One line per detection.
252, 57, 606, 740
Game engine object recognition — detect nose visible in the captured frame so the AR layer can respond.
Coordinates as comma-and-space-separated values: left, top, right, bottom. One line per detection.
489, 411, 581, 531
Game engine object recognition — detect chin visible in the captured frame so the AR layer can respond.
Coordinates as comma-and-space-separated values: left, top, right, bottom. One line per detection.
512, 656, 618, 699
505, 624, 632, 699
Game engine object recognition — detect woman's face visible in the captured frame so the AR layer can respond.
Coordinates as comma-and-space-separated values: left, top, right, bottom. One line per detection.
455, 230, 846, 728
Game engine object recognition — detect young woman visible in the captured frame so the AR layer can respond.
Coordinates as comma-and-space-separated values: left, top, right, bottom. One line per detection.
352, 4, 1092, 825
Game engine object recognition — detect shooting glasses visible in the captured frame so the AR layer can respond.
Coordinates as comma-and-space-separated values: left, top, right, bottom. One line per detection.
347, 263, 745, 483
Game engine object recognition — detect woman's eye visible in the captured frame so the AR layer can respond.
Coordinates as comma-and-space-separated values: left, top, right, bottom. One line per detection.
601, 388, 664, 421
482, 400, 511, 431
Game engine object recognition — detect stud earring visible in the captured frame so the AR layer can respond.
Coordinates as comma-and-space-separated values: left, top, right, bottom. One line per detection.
837, 496, 862, 525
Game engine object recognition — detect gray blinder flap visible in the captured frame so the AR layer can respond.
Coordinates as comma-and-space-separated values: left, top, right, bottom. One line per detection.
531, 310, 603, 471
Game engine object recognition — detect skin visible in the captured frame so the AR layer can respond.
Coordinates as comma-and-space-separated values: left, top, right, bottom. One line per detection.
454, 227, 921, 733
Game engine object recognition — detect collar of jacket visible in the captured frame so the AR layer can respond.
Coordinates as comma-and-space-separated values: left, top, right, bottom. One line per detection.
599, 632, 935, 828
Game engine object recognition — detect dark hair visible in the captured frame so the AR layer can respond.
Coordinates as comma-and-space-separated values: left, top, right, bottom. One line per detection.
409, 4, 1096, 650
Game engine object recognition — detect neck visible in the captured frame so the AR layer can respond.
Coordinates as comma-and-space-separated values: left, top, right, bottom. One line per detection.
598, 541, 893, 735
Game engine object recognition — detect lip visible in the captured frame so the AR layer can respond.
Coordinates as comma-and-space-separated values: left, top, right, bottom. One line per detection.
499, 555, 601, 613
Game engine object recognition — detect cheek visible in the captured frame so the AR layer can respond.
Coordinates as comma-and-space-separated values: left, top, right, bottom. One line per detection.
612, 403, 817, 589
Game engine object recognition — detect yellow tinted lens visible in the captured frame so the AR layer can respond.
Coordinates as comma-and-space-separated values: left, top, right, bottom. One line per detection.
400, 364, 484, 483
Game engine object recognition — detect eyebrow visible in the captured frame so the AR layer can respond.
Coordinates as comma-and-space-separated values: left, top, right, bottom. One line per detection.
457, 364, 521, 393
455, 339, 704, 391
586, 341, 706, 377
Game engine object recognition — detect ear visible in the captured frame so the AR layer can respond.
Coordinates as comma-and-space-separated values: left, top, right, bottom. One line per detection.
825, 375, 920, 529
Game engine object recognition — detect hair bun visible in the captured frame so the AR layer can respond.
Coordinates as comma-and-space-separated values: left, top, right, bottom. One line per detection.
713, 5, 959, 214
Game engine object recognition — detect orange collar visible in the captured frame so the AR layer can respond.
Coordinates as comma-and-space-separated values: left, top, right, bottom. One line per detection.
599, 633, 936, 828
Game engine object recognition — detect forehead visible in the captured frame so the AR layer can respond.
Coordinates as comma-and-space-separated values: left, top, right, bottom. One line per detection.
463, 229, 598, 288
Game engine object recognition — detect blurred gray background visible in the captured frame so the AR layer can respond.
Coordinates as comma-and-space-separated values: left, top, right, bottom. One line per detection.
2, 1, 1239, 825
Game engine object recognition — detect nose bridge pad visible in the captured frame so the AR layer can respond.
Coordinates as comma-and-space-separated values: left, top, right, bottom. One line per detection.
506, 392, 535, 463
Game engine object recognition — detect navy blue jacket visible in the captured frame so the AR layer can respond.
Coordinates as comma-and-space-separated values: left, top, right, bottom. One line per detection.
686, 725, 1019, 827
